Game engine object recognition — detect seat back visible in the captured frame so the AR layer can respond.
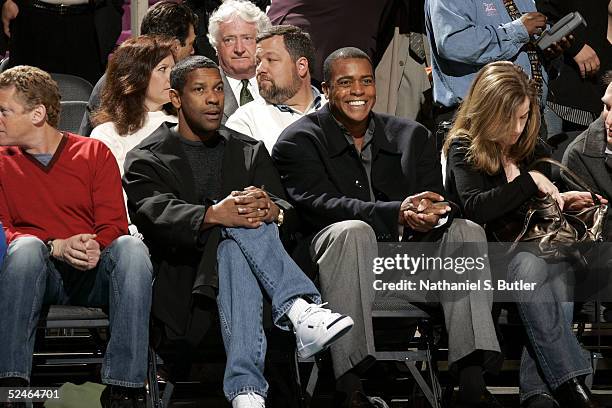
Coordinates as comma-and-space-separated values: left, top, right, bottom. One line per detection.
59, 101, 88, 134
50, 73, 94, 101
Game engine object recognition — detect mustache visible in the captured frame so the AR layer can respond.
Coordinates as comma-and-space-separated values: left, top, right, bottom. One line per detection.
257, 74, 274, 83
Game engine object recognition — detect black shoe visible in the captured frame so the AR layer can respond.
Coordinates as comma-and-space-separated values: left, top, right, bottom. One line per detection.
455, 391, 505, 408
554, 377, 600, 408
100, 385, 146, 408
523, 393, 559, 408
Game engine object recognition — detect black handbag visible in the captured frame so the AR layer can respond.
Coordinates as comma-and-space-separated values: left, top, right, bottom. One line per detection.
490, 158, 607, 262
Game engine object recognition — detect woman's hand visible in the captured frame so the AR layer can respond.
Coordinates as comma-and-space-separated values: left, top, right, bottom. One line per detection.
528, 171, 564, 209
561, 191, 608, 211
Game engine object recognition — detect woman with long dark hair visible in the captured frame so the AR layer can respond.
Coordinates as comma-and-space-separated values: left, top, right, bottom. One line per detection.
92, 35, 177, 175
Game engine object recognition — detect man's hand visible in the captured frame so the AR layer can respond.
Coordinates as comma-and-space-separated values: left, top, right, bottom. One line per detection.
204, 192, 268, 228
399, 192, 451, 233
233, 186, 280, 223
52, 234, 99, 271
521, 12, 547, 36
543, 35, 573, 59
573, 44, 600, 78
84, 238, 100, 270
1, 0, 18, 37
561, 191, 608, 211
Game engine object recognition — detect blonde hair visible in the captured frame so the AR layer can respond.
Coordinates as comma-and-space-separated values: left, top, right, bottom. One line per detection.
443, 61, 541, 175
0, 65, 61, 127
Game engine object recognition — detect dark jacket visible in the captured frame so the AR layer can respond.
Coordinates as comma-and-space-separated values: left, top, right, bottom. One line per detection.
221, 70, 239, 125
271, 104, 444, 242
267, 0, 393, 83
562, 118, 612, 240
536, 0, 611, 115
445, 138, 550, 233
123, 123, 296, 337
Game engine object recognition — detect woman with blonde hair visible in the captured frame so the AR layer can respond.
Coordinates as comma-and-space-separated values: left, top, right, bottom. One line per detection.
444, 61, 601, 408
91, 35, 178, 175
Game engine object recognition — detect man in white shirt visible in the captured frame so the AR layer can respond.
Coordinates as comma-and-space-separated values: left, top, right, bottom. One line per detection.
207, 0, 271, 123
226, 25, 326, 153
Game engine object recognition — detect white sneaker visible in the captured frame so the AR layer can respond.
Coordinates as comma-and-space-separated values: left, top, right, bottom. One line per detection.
294, 302, 354, 359
232, 392, 265, 408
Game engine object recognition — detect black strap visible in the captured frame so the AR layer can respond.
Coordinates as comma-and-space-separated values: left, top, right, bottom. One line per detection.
530, 157, 601, 205
502, 0, 544, 100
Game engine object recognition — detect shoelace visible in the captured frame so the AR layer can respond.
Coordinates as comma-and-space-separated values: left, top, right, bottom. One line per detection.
297, 302, 332, 326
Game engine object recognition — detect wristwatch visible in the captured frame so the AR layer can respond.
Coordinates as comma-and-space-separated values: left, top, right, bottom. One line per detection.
46, 240, 55, 258
275, 208, 284, 227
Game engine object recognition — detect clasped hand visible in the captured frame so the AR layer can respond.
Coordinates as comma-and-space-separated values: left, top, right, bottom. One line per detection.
208, 186, 279, 228
399, 191, 451, 233
52, 233, 100, 271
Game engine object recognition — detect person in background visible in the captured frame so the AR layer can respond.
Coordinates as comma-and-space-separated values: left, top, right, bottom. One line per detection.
537, 0, 612, 137
91, 35, 177, 176
1, 0, 122, 84
207, 0, 270, 123
225, 25, 325, 153
183, 0, 269, 60
79, 0, 197, 136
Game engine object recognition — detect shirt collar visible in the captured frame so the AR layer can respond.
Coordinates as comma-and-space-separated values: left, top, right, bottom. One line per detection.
226, 75, 255, 94
273, 86, 323, 114
333, 113, 375, 149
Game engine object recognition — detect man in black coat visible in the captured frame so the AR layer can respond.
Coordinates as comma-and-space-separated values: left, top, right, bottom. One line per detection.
272, 47, 503, 408
123, 56, 352, 408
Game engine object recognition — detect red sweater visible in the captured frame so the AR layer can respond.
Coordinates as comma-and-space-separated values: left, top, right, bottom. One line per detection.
0, 133, 128, 248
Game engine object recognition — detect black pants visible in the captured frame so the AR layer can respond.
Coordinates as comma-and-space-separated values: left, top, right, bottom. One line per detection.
8, 0, 104, 84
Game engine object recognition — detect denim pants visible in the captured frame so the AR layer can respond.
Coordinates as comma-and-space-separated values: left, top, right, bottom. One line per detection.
216, 223, 321, 401
508, 252, 592, 402
0, 235, 153, 387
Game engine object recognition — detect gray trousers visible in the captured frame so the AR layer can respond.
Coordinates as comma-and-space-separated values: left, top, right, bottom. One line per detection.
311, 218, 501, 378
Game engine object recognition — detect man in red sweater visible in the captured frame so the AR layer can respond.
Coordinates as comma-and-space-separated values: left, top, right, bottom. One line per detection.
0, 66, 153, 408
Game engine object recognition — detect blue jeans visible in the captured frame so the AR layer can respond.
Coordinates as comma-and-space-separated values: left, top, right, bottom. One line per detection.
508, 252, 592, 402
0, 235, 153, 387
216, 223, 321, 401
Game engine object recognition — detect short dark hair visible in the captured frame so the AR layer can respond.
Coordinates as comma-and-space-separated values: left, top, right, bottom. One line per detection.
171, 56, 219, 93
323, 47, 372, 83
256, 25, 315, 75
140, 1, 198, 47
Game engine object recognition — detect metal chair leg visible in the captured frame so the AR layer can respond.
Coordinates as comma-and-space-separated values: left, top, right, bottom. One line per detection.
148, 347, 161, 408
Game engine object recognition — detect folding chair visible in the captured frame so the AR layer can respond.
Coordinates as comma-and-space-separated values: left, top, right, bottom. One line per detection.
34, 305, 162, 408
296, 297, 442, 408
59, 101, 89, 134
49, 73, 94, 102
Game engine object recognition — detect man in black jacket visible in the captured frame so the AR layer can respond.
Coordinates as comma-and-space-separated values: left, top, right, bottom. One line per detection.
123, 56, 352, 408
272, 47, 503, 408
